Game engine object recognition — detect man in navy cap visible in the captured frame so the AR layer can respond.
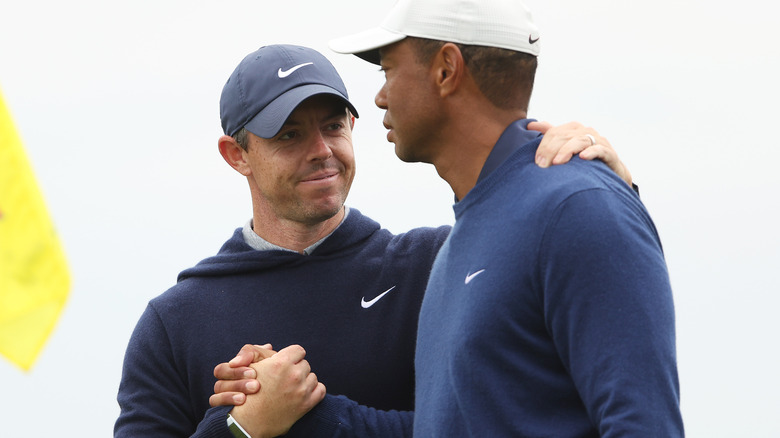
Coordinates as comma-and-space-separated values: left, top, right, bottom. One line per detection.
115, 43, 633, 438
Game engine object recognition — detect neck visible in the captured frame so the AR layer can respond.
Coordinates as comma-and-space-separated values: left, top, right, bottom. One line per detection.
250, 204, 345, 254
433, 109, 526, 201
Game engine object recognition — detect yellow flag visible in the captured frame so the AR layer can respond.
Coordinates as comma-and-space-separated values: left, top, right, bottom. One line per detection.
0, 88, 70, 371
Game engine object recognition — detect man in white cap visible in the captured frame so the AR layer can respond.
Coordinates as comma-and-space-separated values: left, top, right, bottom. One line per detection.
328, 0, 682, 435
115, 42, 633, 438
210, 0, 683, 436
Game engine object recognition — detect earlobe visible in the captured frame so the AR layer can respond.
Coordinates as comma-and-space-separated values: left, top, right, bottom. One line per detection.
218, 135, 252, 176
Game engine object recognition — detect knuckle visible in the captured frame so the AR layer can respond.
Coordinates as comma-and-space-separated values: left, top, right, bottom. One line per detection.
268, 359, 284, 374
291, 368, 306, 382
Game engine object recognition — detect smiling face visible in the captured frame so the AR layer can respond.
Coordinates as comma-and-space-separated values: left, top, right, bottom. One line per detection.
243, 94, 356, 226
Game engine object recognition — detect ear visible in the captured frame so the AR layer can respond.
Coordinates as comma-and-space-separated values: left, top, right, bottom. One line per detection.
434, 43, 465, 98
218, 135, 252, 176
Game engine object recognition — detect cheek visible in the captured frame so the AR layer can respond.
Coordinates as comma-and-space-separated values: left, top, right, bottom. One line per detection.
253, 157, 289, 188
390, 81, 405, 106
332, 137, 355, 164
388, 76, 421, 116
338, 148, 356, 173
384, 77, 403, 105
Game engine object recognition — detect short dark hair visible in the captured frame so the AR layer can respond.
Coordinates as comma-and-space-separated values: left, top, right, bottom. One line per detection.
407, 37, 537, 111
233, 127, 250, 151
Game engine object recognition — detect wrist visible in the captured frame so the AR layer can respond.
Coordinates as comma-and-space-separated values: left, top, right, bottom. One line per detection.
229, 408, 278, 438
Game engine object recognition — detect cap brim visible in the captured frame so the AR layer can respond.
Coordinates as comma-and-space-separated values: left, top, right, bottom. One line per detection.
244, 84, 359, 138
329, 27, 407, 65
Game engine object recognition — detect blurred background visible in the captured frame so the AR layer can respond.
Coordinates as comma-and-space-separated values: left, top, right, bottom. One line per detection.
1, 0, 778, 435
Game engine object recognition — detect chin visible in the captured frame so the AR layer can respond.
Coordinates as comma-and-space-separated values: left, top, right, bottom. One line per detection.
394, 144, 410, 161
394, 144, 422, 163
306, 199, 345, 223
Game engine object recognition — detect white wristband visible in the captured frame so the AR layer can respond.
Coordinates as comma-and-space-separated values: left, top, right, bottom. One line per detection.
227, 413, 252, 438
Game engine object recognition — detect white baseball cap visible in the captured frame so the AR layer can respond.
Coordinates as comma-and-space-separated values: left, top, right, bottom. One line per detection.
329, 0, 540, 65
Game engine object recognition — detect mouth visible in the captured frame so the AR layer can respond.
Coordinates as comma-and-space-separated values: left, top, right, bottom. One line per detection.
383, 121, 394, 142
301, 170, 339, 184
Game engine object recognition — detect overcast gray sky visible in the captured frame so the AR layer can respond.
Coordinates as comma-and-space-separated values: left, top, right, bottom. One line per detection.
1, 0, 778, 436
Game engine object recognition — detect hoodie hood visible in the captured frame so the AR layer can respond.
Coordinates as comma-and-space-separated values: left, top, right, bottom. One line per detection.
177, 208, 381, 282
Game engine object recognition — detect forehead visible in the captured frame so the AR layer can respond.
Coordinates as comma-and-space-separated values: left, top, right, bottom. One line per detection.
285, 94, 349, 124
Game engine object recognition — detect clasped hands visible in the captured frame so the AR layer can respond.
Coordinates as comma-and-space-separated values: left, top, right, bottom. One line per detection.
211, 344, 325, 438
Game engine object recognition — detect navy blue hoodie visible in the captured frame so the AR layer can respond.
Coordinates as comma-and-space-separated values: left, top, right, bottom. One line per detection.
114, 209, 449, 437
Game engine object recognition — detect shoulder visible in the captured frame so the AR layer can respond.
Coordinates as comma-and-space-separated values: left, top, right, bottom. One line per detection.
537, 185, 665, 276
510, 155, 642, 215
389, 225, 451, 255
331, 208, 450, 256
145, 279, 208, 321
175, 228, 253, 280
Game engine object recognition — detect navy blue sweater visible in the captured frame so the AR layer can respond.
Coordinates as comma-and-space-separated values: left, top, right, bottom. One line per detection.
415, 121, 683, 436
114, 209, 449, 437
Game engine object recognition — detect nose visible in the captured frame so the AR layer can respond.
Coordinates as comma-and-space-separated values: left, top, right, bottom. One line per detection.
307, 131, 333, 162
375, 85, 387, 110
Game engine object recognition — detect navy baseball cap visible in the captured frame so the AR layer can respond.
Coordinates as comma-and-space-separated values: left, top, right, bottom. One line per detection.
220, 44, 359, 138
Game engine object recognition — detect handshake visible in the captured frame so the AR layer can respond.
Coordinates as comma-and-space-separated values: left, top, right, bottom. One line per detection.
210, 344, 325, 438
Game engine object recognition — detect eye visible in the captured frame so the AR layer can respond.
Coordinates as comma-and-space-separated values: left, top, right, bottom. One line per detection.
326, 122, 344, 131
277, 130, 298, 141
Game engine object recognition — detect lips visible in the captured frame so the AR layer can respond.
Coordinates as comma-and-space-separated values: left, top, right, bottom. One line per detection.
383, 120, 394, 142
301, 169, 339, 183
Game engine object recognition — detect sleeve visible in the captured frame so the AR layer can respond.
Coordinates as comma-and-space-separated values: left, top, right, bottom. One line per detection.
192, 406, 235, 438
539, 188, 684, 437
114, 304, 233, 438
283, 395, 413, 438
